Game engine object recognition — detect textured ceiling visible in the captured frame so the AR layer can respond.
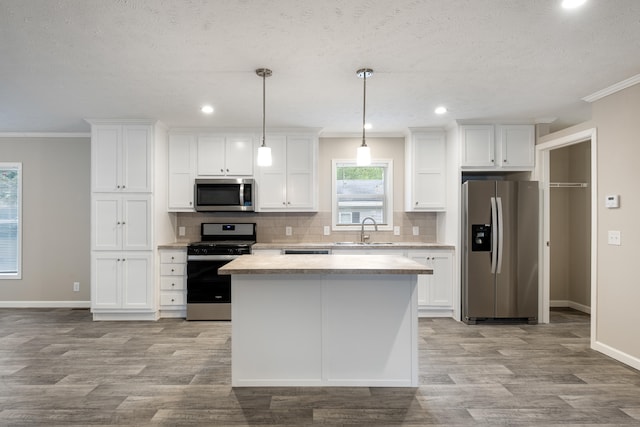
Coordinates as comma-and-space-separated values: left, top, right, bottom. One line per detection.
1, 0, 639, 133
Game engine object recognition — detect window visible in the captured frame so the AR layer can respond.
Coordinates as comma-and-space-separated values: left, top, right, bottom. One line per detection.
0, 163, 21, 279
332, 160, 393, 230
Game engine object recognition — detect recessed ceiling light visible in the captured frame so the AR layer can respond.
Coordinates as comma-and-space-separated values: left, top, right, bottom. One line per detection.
201, 105, 214, 114
435, 106, 448, 115
562, 0, 587, 9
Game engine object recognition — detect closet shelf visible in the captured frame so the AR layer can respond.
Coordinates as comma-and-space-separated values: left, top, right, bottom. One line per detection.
550, 182, 588, 188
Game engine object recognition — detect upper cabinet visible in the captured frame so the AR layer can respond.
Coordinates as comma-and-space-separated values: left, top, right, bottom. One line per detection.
168, 133, 197, 211
405, 129, 447, 212
197, 134, 254, 176
460, 124, 535, 170
256, 133, 318, 212
92, 124, 152, 192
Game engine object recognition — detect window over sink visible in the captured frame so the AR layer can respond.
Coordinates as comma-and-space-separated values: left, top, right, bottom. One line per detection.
331, 159, 393, 231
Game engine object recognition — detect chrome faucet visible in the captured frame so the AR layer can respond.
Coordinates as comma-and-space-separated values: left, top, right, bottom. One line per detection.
360, 216, 378, 243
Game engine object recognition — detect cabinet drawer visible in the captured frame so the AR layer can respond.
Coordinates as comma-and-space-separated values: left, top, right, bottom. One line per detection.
160, 292, 185, 306
160, 264, 186, 276
160, 250, 187, 263
160, 276, 186, 291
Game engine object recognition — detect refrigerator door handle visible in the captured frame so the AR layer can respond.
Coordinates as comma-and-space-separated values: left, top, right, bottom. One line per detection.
497, 196, 504, 274
490, 196, 498, 274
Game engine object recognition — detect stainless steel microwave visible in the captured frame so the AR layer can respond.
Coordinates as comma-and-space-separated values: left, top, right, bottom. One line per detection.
194, 178, 255, 212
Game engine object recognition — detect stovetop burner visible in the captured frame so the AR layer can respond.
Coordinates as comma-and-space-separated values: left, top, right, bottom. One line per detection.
187, 223, 256, 256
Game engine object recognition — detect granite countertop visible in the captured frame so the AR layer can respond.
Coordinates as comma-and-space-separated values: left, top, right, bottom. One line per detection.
158, 241, 455, 250
252, 242, 455, 250
218, 254, 433, 275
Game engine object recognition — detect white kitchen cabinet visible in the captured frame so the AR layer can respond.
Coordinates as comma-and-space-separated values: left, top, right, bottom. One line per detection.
498, 125, 536, 168
405, 130, 447, 211
158, 248, 187, 317
92, 124, 152, 192
407, 250, 454, 317
257, 134, 318, 212
91, 252, 153, 313
460, 124, 534, 170
197, 134, 254, 176
92, 194, 151, 251
168, 133, 197, 211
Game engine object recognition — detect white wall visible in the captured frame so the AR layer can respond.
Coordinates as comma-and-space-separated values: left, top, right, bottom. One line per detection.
0, 136, 90, 305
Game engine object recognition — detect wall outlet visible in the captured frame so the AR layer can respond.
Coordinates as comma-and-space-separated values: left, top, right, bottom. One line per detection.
285, 226, 292, 236
323, 226, 330, 236
73, 282, 80, 292
412, 226, 419, 236
393, 226, 400, 236
607, 230, 621, 246
178, 226, 186, 236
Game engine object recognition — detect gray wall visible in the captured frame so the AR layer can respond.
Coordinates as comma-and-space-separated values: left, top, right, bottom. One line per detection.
0, 136, 90, 304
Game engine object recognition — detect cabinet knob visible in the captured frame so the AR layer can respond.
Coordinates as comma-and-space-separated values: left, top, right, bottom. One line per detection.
503, 159, 507, 163
171, 283, 175, 287
226, 169, 229, 172
220, 169, 224, 173
171, 298, 175, 302
122, 185, 126, 189
189, 201, 192, 205
117, 258, 121, 261
282, 202, 286, 205
117, 185, 121, 189
171, 268, 175, 272
171, 256, 175, 260
116, 221, 121, 225
491, 159, 494, 163
287, 201, 291, 205
415, 202, 418, 205
122, 258, 126, 262
122, 222, 126, 225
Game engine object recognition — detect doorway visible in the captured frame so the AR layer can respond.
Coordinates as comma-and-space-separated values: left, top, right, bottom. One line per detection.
535, 128, 597, 345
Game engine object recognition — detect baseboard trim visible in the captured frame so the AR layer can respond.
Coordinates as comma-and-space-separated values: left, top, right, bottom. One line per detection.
0, 301, 90, 308
550, 300, 591, 314
593, 340, 640, 372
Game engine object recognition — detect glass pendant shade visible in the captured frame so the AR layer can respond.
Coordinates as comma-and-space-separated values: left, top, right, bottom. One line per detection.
257, 145, 272, 167
356, 144, 371, 166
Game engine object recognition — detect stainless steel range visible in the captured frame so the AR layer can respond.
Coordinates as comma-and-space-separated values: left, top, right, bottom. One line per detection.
186, 223, 256, 321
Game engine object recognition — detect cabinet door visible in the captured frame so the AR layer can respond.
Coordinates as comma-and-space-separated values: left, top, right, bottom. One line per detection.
93, 195, 121, 250
168, 134, 196, 210
286, 136, 316, 210
197, 136, 226, 176
121, 195, 151, 250
121, 253, 153, 309
92, 254, 120, 309
460, 125, 495, 168
411, 132, 446, 210
498, 125, 535, 168
256, 135, 287, 209
406, 252, 430, 306
226, 135, 254, 176
427, 251, 453, 307
122, 125, 152, 192
92, 125, 121, 192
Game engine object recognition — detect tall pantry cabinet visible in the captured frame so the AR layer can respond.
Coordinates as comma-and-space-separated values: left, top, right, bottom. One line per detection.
89, 119, 174, 321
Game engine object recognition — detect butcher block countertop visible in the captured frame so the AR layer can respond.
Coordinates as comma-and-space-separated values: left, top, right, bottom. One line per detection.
218, 254, 433, 275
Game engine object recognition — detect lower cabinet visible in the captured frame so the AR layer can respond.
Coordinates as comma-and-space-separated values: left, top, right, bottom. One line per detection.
158, 248, 187, 317
407, 250, 455, 317
91, 251, 156, 320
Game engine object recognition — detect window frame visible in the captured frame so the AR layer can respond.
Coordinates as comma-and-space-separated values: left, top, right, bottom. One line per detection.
0, 162, 22, 279
331, 159, 393, 231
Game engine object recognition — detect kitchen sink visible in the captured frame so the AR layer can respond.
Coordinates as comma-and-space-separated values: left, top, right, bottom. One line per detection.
333, 242, 396, 246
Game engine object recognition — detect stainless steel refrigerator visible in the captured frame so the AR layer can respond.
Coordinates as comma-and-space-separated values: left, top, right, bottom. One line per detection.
462, 180, 539, 324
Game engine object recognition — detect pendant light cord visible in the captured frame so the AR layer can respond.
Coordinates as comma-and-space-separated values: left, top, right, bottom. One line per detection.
262, 71, 266, 148
362, 72, 367, 147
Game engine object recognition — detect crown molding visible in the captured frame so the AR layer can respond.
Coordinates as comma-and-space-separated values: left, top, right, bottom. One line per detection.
0, 132, 90, 138
582, 73, 640, 103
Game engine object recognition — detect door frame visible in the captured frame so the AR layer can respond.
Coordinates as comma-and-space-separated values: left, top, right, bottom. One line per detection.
533, 128, 597, 343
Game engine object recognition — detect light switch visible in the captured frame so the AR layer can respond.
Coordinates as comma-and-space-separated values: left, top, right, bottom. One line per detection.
607, 230, 621, 246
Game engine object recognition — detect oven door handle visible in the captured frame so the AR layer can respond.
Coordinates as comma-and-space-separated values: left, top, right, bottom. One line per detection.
187, 255, 241, 261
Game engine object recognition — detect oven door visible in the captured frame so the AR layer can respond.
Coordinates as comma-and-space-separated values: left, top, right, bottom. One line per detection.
186, 255, 236, 304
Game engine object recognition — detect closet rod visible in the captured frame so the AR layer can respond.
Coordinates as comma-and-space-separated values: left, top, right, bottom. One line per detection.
549, 182, 588, 188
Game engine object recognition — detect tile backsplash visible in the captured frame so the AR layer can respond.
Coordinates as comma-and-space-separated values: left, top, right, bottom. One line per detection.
175, 211, 437, 243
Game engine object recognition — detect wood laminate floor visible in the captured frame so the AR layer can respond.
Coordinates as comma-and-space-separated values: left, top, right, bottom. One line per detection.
1, 308, 639, 426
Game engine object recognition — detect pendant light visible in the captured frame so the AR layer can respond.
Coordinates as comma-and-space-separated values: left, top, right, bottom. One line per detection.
256, 68, 273, 167
356, 68, 373, 166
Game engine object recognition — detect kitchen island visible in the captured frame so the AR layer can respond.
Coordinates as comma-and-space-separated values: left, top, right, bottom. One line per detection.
219, 254, 431, 387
